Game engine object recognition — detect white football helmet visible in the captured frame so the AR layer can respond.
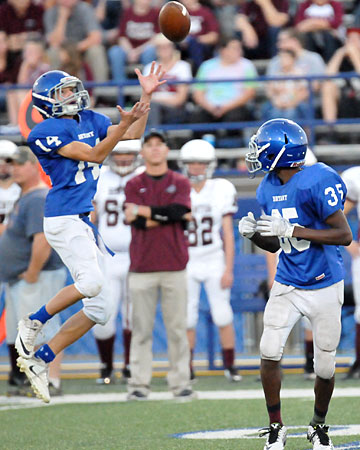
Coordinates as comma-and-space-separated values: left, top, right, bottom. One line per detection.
179, 139, 216, 183
0, 140, 18, 180
108, 139, 141, 176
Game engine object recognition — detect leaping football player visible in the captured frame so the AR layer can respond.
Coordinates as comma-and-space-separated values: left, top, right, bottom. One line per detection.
238, 119, 352, 450
14, 63, 165, 403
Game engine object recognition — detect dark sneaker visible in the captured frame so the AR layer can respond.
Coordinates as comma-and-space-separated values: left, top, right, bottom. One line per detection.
224, 366, 242, 382
127, 390, 148, 401
307, 424, 334, 449
49, 382, 62, 396
343, 360, 360, 380
96, 367, 115, 385
7, 372, 34, 397
174, 388, 196, 400
122, 365, 131, 380
190, 368, 197, 384
259, 423, 287, 449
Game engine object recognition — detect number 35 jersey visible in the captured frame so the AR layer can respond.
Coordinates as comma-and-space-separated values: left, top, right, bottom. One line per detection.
257, 163, 347, 289
188, 178, 237, 259
94, 167, 143, 253
28, 110, 111, 217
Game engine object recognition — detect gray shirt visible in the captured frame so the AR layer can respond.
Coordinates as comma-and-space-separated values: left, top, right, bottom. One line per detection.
267, 49, 326, 78
44, 1, 101, 42
0, 188, 63, 284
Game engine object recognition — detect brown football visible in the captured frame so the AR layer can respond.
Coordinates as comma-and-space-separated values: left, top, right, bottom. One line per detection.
158, 1, 191, 43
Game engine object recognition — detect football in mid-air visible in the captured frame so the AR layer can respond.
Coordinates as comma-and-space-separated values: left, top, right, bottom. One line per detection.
158, 1, 191, 43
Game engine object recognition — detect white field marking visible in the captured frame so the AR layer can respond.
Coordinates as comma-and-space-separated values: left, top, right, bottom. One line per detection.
176, 425, 360, 440
0, 387, 360, 411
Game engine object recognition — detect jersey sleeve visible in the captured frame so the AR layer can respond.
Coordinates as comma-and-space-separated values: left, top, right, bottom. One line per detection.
24, 195, 45, 238
28, 122, 74, 159
219, 179, 237, 215
93, 112, 112, 140
309, 168, 347, 220
341, 168, 360, 203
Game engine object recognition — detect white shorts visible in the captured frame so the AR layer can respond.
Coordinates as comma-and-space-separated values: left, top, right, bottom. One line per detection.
92, 252, 131, 340
44, 215, 111, 325
5, 268, 66, 344
261, 280, 343, 361
186, 250, 233, 329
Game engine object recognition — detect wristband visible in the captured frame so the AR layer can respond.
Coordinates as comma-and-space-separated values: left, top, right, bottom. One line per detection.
132, 205, 139, 217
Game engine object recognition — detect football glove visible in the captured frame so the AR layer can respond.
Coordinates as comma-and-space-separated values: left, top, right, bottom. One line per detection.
238, 212, 257, 238
256, 214, 294, 238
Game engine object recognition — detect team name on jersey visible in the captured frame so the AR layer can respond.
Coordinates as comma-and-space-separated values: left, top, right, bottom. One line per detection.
272, 195, 288, 202
78, 131, 94, 139
193, 204, 212, 214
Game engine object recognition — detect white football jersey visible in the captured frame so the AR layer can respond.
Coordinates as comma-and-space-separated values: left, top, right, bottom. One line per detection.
94, 166, 144, 252
342, 166, 360, 223
0, 182, 21, 224
188, 178, 237, 259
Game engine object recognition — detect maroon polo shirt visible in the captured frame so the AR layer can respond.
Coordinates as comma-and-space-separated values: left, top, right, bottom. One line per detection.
125, 170, 191, 273
188, 6, 219, 37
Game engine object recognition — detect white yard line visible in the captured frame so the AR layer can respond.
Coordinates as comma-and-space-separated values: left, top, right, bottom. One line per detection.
0, 387, 360, 410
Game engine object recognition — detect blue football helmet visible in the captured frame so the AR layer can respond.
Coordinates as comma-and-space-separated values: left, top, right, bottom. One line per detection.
32, 70, 90, 118
246, 119, 308, 175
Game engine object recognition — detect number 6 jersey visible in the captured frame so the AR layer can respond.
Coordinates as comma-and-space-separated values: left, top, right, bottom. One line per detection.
188, 178, 237, 259
28, 110, 111, 217
257, 162, 347, 289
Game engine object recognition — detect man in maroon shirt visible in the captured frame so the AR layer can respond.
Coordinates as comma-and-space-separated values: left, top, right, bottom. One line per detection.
124, 130, 194, 400
108, 0, 159, 81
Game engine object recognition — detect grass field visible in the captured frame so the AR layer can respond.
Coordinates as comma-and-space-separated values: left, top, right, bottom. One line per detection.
1, 374, 360, 450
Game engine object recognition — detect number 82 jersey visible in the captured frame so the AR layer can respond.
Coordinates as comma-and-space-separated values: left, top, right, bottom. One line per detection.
257, 162, 347, 289
187, 178, 237, 259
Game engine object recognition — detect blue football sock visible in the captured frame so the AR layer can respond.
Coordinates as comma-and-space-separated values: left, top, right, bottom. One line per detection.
35, 344, 56, 363
30, 305, 53, 324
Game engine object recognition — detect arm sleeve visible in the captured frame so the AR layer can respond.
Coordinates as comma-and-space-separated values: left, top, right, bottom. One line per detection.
24, 196, 45, 238
150, 204, 190, 223
132, 216, 146, 229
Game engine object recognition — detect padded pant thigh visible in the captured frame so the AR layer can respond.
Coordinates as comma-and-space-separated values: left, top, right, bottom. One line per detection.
205, 275, 233, 328
260, 283, 300, 361
83, 280, 111, 326
186, 274, 201, 329
313, 317, 341, 379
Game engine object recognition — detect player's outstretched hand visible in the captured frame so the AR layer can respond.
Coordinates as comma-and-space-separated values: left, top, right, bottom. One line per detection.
135, 61, 167, 96
238, 212, 257, 238
116, 102, 150, 126
256, 214, 294, 238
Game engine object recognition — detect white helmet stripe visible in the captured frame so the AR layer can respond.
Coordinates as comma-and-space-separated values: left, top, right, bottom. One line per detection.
270, 145, 286, 171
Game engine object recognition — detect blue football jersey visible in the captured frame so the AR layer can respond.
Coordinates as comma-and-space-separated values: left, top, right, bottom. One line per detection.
28, 110, 112, 217
257, 163, 347, 289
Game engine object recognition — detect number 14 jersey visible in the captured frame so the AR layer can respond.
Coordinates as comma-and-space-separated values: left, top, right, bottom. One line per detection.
188, 178, 237, 259
257, 163, 347, 289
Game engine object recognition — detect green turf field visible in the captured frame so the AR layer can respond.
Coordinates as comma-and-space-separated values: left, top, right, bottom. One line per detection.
1, 375, 359, 450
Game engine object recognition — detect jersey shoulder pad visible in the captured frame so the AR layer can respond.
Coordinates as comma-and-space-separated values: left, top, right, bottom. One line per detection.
298, 163, 341, 189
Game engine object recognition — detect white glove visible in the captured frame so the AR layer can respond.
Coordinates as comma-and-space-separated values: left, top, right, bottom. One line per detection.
256, 214, 295, 238
238, 212, 257, 238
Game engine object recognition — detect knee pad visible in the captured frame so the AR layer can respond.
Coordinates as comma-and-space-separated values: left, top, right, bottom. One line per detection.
83, 284, 111, 326
75, 268, 104, 299
92, 313, 117, 339
212, 304, 233, 328
260, 328, 283, 361
314, 350, 336, 379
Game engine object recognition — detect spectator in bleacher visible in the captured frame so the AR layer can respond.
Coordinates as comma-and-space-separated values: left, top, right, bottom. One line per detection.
262, 49, 310, 121
44, 0, 109, 84
0, 0, 44, 66
0, 31, 21, 134
192, 37, 257, 139
179, 0, 219, 73
108, 0, 159, 82
6, 40, 51, 134
321, 28, 360, 125
294, 0, 343, 62
58, 42, 93, 82
235, 0, 290, 60
267, 28, 326, 85
94, 0, 123, 46
143, 34, 192, 126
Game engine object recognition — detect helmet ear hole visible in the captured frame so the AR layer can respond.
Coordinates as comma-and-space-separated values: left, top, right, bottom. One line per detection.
284, 133, 288, 144
267, 153, 275, 161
